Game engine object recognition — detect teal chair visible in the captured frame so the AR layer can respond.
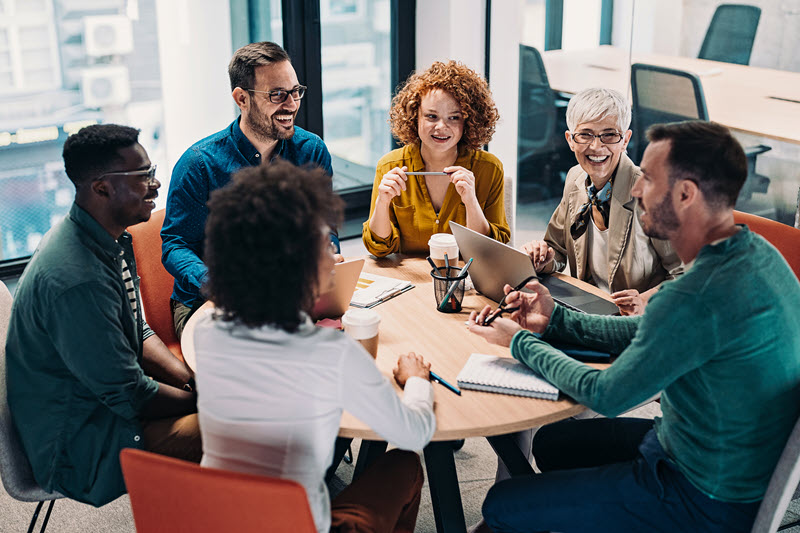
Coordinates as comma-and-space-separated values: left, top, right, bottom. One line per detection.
699, 4, 761, 65
629, 63, 771, 206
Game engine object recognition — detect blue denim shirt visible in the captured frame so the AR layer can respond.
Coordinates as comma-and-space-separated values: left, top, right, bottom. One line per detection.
161, 117, 335, 306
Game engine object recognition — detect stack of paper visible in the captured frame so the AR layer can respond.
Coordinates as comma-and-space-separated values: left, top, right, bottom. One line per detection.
350, 272, 414, 308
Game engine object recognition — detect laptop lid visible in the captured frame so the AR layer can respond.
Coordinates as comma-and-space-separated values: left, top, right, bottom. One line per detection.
312, 258, 365, 320
449, 222, 618, 315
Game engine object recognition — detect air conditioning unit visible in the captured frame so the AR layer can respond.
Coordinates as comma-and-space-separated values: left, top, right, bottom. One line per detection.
83, 15, 134, 57
81, 65, 131, 108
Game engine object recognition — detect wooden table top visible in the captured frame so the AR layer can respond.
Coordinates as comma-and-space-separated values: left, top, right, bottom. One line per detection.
541, 45, 800, 145
182, 255, 611, 441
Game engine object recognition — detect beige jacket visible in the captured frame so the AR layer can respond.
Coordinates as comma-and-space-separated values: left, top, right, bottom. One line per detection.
541, 154, 683, 293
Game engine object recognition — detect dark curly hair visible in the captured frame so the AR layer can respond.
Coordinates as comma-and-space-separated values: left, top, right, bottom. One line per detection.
389, 61, 499, 151
204, 159, 343, 331
62, 124, 140, 187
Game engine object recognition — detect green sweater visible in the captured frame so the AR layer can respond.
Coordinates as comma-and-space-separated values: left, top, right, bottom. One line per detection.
511, 227, 800, 502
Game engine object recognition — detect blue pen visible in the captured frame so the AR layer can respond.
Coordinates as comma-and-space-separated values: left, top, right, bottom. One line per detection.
430, 370, 461, 396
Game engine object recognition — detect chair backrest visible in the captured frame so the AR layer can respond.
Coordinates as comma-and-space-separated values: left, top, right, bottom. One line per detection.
517, 44, 559, 158
630, 63, 708, 163
750, 410, 800, 532
733, 210, 800, 280
699, 4, 761, 65
120, 448, 317, 533
0, 280, 62, 502
128, 209, 183, 361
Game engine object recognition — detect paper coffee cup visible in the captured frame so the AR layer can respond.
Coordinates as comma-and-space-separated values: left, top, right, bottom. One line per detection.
428, 233, 459, 268
341, 308, 381, 359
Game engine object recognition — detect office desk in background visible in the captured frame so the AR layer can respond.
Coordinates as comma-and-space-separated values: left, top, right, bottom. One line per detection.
542, 45, 800, 146
182, 256, 611, 533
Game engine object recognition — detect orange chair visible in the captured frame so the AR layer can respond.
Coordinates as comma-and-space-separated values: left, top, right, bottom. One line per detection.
128, 209, 183, 361
120, 448, 316, 533
734, 210, 800, 280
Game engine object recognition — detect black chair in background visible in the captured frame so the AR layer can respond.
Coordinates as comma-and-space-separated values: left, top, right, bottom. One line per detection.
698, 4, 761, 65
630, 63, 771, 206
517, 44, 574, 201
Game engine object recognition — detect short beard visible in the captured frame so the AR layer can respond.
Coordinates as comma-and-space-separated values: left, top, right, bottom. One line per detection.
641, 192, 680, 240
246, 99, 295, 142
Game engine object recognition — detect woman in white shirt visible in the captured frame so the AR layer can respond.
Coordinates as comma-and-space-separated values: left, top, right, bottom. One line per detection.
194, 160, 436, 533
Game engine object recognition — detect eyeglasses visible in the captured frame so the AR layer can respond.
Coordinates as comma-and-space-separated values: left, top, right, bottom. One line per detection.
246, 85, 307, 104
571, 132, 624, 145
98, 165, 158, 186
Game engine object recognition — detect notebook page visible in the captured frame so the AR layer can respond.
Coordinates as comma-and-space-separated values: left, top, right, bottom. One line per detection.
457, 353, 559, 396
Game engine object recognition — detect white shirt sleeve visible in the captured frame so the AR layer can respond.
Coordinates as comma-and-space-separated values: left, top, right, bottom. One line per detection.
338, 342, 436, 450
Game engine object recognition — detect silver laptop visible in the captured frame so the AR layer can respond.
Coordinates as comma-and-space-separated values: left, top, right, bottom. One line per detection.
449, 222, 619, 315
311, 258, 365, 319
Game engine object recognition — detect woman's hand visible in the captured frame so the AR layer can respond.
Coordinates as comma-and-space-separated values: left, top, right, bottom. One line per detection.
376, 166, 409, 206
445, 166, 478, 206
467, 307, 522, 347
610, 288, 650, 316
393, 351, 431, 388
520, 240, 555, 272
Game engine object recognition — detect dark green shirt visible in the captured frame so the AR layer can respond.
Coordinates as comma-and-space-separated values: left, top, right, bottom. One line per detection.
6, 203, 159, 506
511, 226, 800, 502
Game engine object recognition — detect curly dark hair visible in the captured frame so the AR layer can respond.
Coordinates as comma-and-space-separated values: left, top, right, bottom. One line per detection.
204, 159, 343, 332
389, 61, 499, 151
62, 124, 140, 187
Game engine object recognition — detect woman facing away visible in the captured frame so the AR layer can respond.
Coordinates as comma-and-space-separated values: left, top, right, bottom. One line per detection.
363, 60, 510, 256
194, 159, 436, 533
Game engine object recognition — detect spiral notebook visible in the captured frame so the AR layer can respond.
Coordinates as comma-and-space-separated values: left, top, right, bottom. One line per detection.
456, 353, 559, 400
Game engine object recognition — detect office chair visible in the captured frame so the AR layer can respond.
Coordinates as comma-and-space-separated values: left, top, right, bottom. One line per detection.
517, 44, 573, 201
733, 211, 800, 280
750, 410, 800, 532
699, 4, 761, 65
128, 209, 184, 361
0, 280, 65, 533
630, 63, 771, 205
120, 448, 317, 533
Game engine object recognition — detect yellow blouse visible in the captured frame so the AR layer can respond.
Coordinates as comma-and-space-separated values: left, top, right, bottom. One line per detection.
362, 143, 510, 257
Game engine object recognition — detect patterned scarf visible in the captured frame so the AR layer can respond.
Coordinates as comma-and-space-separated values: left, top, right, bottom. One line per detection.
570, 177, 613, 240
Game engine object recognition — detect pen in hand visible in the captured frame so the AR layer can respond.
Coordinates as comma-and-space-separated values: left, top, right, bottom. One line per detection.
430, 370, 461, 396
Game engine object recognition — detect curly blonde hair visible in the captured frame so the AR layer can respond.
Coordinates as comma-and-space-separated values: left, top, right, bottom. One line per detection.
390, 61, 499, 151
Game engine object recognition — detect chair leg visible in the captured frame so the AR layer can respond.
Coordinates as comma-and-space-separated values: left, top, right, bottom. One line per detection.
27, 501, 44, 533
39, 500, 56, 533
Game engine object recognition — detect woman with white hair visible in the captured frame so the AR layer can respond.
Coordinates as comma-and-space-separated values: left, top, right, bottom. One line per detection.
521, 87, 682, 315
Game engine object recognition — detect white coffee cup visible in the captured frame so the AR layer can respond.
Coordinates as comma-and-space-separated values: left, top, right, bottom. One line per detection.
341, 308, 381, 359
428, 233, 459, 269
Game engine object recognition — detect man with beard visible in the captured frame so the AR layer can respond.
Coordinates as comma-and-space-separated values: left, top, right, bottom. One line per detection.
161, 41, 337, 338
467, 121, 800, 532
6, 124, 201, 506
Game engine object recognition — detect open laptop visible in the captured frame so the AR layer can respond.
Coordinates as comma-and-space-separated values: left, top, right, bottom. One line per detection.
449, 222, 619, 315
311, 258, 365, 320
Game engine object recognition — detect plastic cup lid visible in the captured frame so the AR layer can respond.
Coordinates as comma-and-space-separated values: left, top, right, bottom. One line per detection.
428, 233, 457, 248
341, 308, 381, 327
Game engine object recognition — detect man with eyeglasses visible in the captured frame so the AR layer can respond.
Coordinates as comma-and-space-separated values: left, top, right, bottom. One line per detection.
161, 41, 338, 339
6, 124, 202, 507
519, 87, 682, 316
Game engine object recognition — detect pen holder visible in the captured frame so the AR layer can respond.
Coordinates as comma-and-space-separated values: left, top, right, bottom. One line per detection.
431, 266, 468, 313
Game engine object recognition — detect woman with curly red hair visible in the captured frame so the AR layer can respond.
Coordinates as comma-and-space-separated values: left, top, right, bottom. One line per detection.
362, 61, 510, 257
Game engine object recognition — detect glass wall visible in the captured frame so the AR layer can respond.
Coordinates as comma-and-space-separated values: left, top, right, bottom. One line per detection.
320, 0, 393, 193
511, 0, 800, 244
0, 0, 167, 263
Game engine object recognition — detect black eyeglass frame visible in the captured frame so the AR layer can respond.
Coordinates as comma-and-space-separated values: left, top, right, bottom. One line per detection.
97, 164, 158, 186
245, 85, 308, 104
571, 132, 624, 145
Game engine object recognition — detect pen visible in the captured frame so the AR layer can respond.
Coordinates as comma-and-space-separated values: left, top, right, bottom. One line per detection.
405, 171, 449, 176
438, 258, 474, 311
427, 256, 443, 274
430, 370, 461, 396
444, 253, 450, 275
